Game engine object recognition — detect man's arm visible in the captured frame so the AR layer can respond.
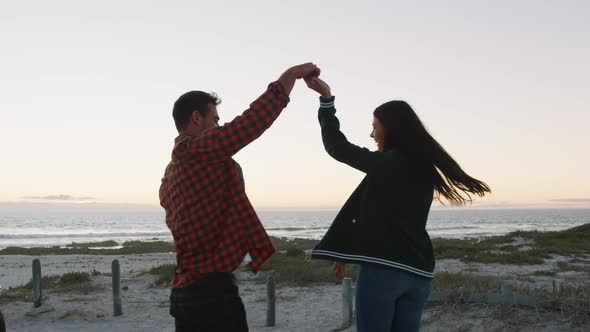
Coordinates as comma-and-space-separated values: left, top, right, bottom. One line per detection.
174, 63, 320, 161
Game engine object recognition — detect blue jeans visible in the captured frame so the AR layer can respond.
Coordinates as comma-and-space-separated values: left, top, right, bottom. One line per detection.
355, 264, 432, 332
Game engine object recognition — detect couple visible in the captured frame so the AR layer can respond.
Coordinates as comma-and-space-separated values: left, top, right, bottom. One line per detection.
159, 63, 490, 332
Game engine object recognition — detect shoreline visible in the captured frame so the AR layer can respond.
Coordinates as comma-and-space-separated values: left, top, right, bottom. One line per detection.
2, 207, 589, 251
2, 224, 590, 288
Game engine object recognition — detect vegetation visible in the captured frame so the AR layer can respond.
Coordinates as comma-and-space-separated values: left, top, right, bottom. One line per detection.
432, 223, 590, 265
556, 261, 590, 273
0, 240, 174, 255
20, 272, 92, 291
66, 240, 119, 248
2, 224, 589, 266
432, 271, 504, 293
140, 264, 176, 286
259, 251, 358, 285
0, 272, 96, 305
2, 225, 589, 309
137, 237, 351, 287
433, 237, 545, 265
2, 224, 589, 294
270, 237, 319, 252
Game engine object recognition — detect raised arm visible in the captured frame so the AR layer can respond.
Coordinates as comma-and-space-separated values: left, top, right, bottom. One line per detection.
306, 77, 395, 173
174, 63, 320, 162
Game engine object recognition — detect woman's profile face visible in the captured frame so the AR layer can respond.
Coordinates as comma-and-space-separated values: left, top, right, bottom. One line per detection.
370, 116, 385, 152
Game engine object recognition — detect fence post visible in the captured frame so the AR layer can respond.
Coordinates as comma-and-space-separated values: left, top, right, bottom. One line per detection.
32, 258, 42, 308
112, 260, 123, 316
266, 274, 276, 327
501, 283, 514, 305
342, 277, 353, 325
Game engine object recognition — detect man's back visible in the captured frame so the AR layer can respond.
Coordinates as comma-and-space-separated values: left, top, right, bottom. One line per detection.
160, 81, 290, 288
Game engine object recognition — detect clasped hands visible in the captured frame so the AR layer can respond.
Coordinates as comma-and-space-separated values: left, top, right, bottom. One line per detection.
279, 63, 332, 99
279, 63, 345, 281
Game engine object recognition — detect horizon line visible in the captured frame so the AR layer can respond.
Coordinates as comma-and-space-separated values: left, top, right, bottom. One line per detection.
1, 200, 590, 211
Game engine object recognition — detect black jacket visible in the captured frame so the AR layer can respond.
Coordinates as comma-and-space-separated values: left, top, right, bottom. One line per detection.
311, 97, 435, 279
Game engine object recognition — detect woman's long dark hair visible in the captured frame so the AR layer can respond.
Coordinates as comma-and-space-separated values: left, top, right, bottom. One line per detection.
374, 101, 490, 205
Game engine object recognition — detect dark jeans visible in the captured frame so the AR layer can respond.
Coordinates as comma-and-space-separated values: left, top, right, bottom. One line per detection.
355, 264, 432, 332
0, 309, 5, 332
170, 273, 248, 332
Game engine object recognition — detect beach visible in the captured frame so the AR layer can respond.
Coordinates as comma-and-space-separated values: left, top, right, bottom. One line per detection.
0, 252, 353, 332
2, 228, 590, 331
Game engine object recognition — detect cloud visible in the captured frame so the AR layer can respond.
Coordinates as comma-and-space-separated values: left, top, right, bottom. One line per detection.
23, 194, 95, 201
549, 198, 590, 203
0, 201, 162, 213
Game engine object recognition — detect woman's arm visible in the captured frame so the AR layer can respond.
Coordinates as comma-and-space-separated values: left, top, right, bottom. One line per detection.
318, 98, 390, 173
306, 77, 397, 173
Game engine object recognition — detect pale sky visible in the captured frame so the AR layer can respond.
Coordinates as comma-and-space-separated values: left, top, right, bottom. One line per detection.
1, 0, 589, 209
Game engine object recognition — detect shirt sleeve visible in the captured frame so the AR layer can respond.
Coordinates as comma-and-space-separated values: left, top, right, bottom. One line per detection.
173, 81, 290, 162
318, 96, 399, 174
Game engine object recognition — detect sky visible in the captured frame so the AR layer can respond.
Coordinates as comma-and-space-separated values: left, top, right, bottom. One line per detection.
1, 0, 589, 210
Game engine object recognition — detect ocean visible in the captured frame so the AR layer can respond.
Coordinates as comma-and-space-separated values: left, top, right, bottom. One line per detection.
0, 208, 589, 249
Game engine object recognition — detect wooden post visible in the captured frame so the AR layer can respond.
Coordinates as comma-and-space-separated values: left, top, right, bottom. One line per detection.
112, 260, 123, 316
266, 274, 276, 327
342, 277, 353, 325
501, 283, 513, 305
32, 258, 42, 308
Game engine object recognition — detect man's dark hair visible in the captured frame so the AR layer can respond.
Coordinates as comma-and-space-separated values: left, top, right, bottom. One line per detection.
172, 91, 221, 132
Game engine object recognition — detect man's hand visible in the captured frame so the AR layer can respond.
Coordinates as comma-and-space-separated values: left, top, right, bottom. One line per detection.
304, 76, 332, 99
333, 262, 346, 281
278, 63, 320, 96
292, 63, 320, 79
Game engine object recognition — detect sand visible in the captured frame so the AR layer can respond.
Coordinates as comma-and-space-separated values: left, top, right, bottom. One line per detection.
1, 253, 589, 331
1, 253, 354, 331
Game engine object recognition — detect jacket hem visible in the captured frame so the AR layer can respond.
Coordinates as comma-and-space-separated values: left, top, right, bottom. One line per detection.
312, 249, 434, 278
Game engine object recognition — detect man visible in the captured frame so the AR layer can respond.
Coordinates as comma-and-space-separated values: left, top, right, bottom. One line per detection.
159, 63, 320, 331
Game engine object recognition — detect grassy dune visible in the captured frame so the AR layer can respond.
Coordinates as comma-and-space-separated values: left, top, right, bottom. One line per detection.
433, 223, 590, 264
0, 272, 98, 305
1, 224, 589, 294
2, 223, 589, 264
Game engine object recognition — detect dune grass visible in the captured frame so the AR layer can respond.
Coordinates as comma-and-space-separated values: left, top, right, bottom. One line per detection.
259, 250, 359, 285
141, 264, 176, 286
432, 223, 590, 265
2, 223, 589, 267
137, 238, 356, 287
0, 240, 174, 255
0, 272, 96, 305
432, 237, 545, 265
66, 240, 119, 248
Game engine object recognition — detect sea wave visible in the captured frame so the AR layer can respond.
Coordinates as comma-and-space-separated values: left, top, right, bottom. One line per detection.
428, 225, 480, 231
265, 227, 328, 231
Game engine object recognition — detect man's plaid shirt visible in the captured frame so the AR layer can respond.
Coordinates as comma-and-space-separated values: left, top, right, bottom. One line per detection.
159, 82, 289, 288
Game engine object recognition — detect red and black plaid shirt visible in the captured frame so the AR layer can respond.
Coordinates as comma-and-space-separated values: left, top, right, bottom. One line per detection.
159, 82, 289, 288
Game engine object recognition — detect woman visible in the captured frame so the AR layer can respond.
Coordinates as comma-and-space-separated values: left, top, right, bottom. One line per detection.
305, 76, 490, 332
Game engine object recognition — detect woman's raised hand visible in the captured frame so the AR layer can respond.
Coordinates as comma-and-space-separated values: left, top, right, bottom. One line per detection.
305, 76, 332, 99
